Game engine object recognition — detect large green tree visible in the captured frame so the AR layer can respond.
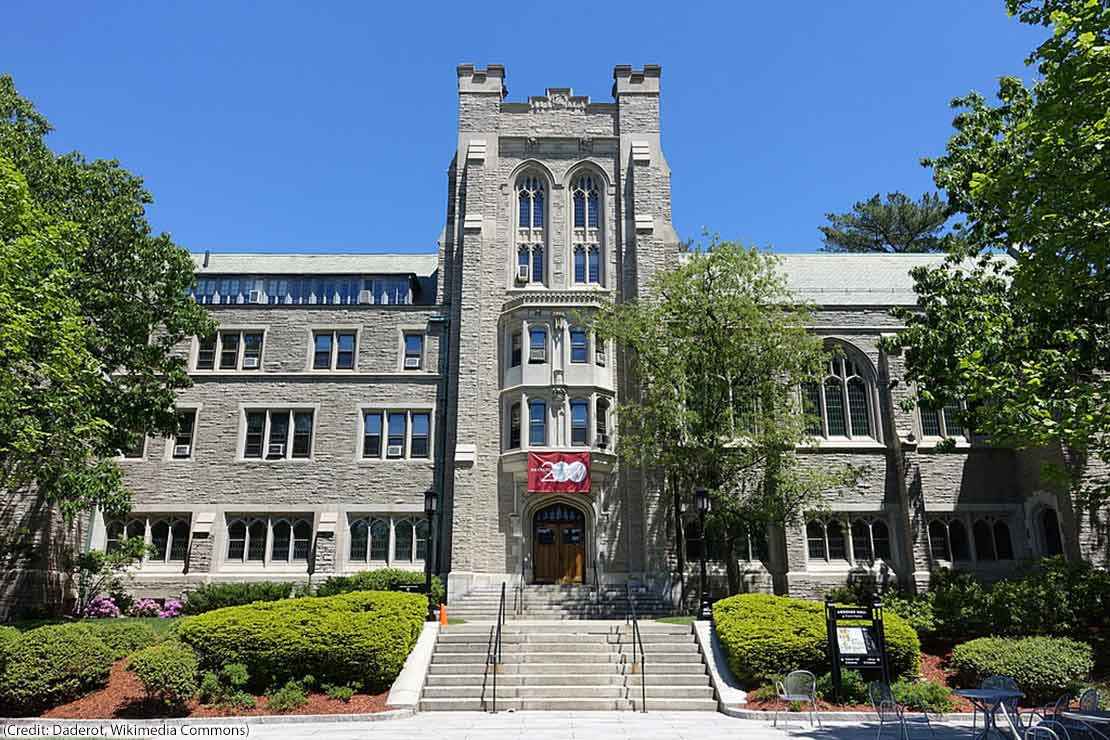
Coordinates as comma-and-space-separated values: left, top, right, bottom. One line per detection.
0, 75, 212, 520
820, 191, 957, 253
592, 242, 856, 595
889, 0, 1110, 529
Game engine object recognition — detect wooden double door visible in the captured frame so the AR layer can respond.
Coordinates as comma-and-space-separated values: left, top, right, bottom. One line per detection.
532, 503, 586, 584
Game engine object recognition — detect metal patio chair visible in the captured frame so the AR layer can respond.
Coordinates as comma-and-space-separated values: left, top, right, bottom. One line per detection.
774, 670, 821, 730
981, 675, 1028, 737
870, 680, 935, 740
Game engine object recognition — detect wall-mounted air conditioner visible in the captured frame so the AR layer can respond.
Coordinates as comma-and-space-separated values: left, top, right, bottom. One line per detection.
529, 348, 546, 363
266, 443, 285, 458
515, 264, 530, 283
403, 357, 421, 369
597, 434, 610, 449
358, 289, 372, 304
386, 444, 404, 458
248, 289, 264, 304
242, 356, 260, 369
595, 350, 606, 366
172, 444, 191, 458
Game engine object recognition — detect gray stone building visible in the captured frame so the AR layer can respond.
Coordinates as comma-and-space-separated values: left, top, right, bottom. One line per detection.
21, 64, 1105, 615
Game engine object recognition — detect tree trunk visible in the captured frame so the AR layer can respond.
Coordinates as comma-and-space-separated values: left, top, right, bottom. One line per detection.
724, 536, 740, 595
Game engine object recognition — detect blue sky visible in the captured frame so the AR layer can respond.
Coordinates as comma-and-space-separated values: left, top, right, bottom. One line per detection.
3, 1, 1044, 254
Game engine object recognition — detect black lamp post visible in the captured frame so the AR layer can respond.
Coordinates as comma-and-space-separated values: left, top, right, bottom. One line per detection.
695, 487, 712, 620
424, 488, 438, 621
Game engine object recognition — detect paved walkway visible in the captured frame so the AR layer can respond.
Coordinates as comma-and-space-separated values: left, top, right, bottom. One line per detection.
236, 711, 970, 740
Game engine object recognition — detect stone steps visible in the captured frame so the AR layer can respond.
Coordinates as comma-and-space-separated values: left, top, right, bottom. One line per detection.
419, 620, 716, 712
445, 583, 675, 622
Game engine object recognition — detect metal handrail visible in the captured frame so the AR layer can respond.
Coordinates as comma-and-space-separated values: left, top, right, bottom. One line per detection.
593, 554, 601, 607
515, 557, 525, 617
489, 582, 506, 712
625, 582, 647, 713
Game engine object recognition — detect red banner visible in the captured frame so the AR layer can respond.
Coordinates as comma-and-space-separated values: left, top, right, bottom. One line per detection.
527, 452, 591, 493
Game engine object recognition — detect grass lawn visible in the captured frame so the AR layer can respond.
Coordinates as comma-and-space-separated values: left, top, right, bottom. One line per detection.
656, 615, 695, 625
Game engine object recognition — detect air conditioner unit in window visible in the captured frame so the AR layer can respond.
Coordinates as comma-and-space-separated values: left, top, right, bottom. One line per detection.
386, 444, 404, 458
248, 289, 264, 304
358, 289, 372, 304
597, 433, 610, 449
403, 356, 421, 369
266, 443, 285, 458
595, 350, 606, 366
529, 348, 546, 363
515, 264, 530, 283
172, 444, 191, 458
242, 356, 260, 369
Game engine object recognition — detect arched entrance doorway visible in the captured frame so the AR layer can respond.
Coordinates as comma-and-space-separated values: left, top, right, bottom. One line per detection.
532, 503, 586, 584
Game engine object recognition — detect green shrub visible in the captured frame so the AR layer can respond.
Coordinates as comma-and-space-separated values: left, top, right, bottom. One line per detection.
323, 683, 355, 702
127, 641, 198, 707
0, 626, 20, 668
0, 624, 114, 712
81, 620, 161, 659
713, 593, 920, 685
198, 663, 254, 708
892, 678, 955, 713
176, 590, 425, 692
882, 592, 937, 637
816, 669, 869, 704
266, 680, 308, 712
315, 568, 445, 606
181, 581, 303, 615
951, 636, 1093, 704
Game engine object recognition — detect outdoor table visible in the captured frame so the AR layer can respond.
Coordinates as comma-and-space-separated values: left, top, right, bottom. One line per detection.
1061, 709, 1110, 740
956, 689, 1025, 740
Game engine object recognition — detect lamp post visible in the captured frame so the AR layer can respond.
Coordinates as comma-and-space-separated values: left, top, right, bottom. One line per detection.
695, 487, 712, 620
424, 488, 438, 621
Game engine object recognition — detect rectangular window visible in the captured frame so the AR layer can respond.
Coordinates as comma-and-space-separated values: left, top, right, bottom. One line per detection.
173, 410, 196, 458
313, 331, 357, 370
509, 403, 521, 449
196, 336, 217, 370
403, 334, 424, 370
120, 433, 146, 460
363, 412, 382, 458
387, 412, 407, 458
529, 328, 546, 364
595, 337, 606, 366
243, 409, 313, 460
410, 413, 430, 458
570, 329, 588, 364
571, 400, 588, 446
241, 333, 262, 369
510, 332, 522, 367
529, 401, 546, 446
587, 247, 600, 283
574, 247, 586, 283
219, 332, 240, 369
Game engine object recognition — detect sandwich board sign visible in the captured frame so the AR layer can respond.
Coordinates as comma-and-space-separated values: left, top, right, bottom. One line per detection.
824, 597, 889, 702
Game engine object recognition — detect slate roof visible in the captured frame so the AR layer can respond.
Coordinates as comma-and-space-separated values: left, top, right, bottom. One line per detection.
191, 252, 439, 277
776, 253, 948, 306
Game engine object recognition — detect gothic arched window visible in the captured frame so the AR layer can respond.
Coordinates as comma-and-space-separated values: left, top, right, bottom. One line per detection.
515, 175, 546, 285
802, 348, 878, 441
1040, 508, 1064, 556
570, 174, 602, 285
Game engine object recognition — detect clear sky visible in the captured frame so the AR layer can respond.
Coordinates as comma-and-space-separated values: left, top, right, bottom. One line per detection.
2, 1, 1044, 254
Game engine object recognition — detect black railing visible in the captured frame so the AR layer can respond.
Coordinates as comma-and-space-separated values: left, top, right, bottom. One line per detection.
487, 582, 506, 712
515, 557, 525, 617
593, 554, 601, 607
625, 582, 647, 713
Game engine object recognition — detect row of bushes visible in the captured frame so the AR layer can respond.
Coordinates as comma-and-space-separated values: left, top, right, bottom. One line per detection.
178, 568, 443, 614
951, 636, 1095, 705
712, 593, 921, 683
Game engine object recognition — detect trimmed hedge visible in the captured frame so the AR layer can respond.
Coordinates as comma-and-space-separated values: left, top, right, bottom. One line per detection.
315, 568, 445, 606
128, 641, 199, 707
181, 581, 303, 615
0, 624, 115, 713
79, 620, 161, 660
713, 593, 920, 684
176, 590, 425, 691
0, 626, 19, 667
951, 636, 1093, 704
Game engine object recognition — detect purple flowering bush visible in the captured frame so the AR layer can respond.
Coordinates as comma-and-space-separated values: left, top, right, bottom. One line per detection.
84, 595, 121, 618
129, 598, 162, 617
159, 599, 183, 618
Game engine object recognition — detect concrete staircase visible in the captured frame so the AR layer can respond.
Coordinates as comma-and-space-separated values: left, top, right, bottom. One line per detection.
420, 621, 717, 711
444, 584, 673, 621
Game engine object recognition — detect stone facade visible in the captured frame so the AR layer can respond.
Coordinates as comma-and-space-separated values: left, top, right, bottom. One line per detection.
2, 64, 1106, 618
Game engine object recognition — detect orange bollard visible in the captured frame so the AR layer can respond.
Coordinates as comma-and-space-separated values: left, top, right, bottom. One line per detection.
439, 603, 447, 626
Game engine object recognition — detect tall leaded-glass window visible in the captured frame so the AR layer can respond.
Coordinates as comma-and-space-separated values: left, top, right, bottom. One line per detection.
571, 174, 602, 285
516, 174, 546, 285
920, 400, 966, 439
803, 351, 877, 441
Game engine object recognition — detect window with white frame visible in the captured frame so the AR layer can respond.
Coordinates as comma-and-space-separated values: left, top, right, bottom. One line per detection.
225, 515, 312, 564
312, 331, 356, 370
928, 517, 972, 562
243, 409, 314, 460
569, 328, 588, 364
403, 333, 424, 370
196, 331, 263, 371
105, 515, 190, 563
594, 334, 606, 366
348, 515, 430, 564
972, 517, 1014, 561
596, 398, 610, 448
172, 409, 197, 459
528, 327, 547, 364
510, 331, 522, 368
570, 400, 589, 445
361, 410, 431, 460
529, 400, 547, 446
802, 352, 877, 441
570, 174, 602, 285
508, 402, 522, 449
806, 516, 891, 564
516, 175, 546, 285
920, 400, 967, 440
